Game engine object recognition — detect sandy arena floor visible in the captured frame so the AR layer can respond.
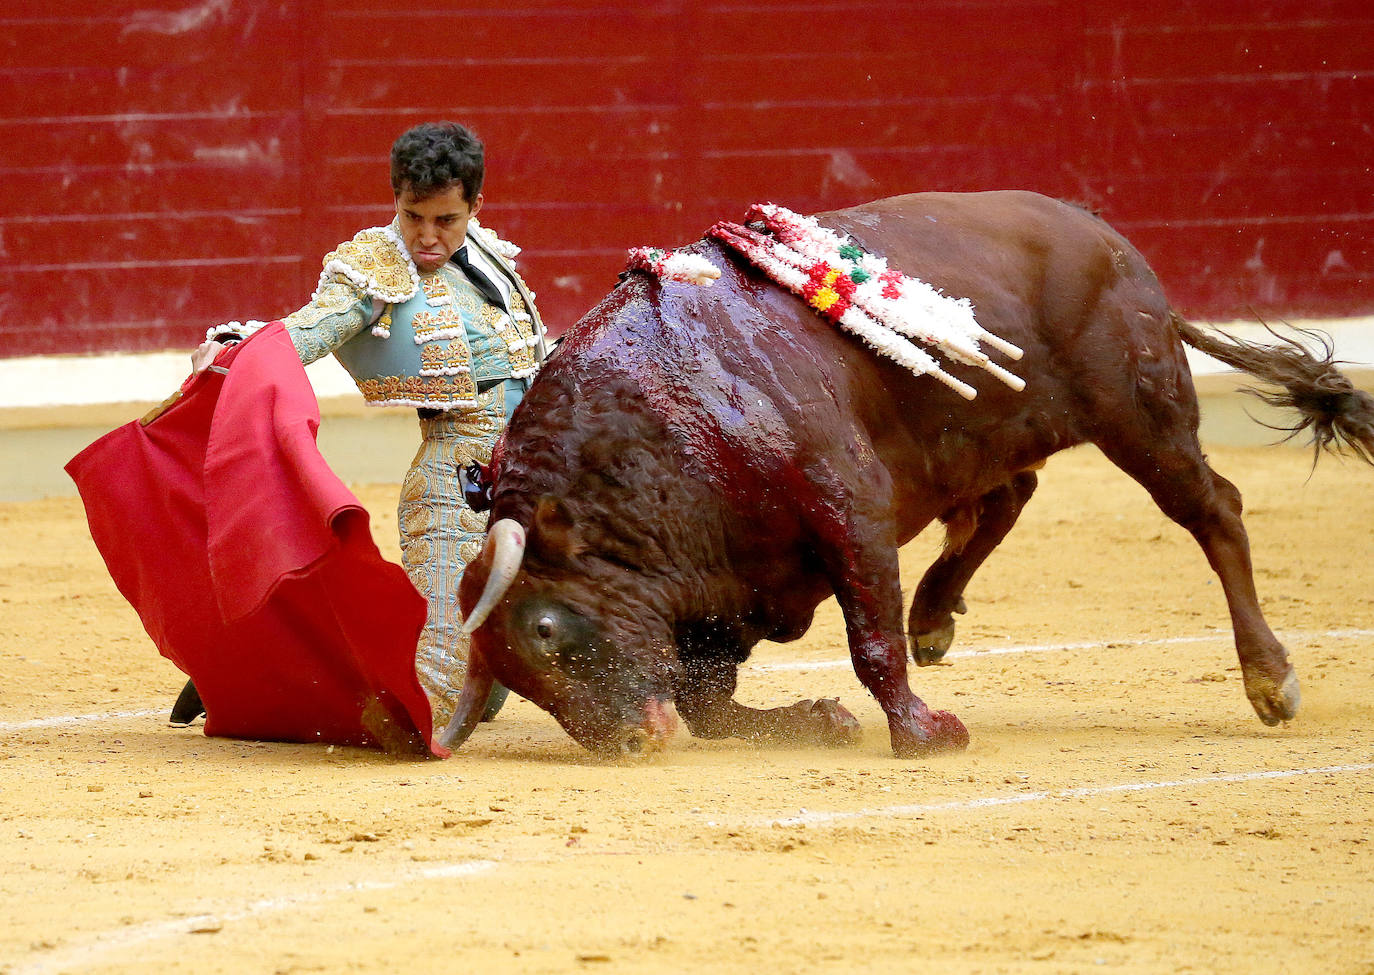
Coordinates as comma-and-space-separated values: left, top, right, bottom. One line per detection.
2, 443, 1372, 974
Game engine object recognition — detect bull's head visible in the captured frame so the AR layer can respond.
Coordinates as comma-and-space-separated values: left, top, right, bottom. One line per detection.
437, 503, 681, 758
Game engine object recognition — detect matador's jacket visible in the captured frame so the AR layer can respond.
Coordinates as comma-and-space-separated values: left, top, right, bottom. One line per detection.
222, 217, 550, 401
213, 217, 549, 727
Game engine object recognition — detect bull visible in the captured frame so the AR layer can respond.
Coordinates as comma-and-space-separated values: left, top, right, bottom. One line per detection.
440, 190, 1374, 758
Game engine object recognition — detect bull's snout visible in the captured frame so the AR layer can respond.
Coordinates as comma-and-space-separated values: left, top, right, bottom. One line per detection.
613, 696, 677, 758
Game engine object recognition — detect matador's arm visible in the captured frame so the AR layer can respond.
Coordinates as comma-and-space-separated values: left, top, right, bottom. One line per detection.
279, 277, 379, 365
198, 276, 382, 369
197, 225, 412, 374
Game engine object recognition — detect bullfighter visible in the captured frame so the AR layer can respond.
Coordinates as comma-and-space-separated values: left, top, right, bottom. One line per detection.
191, 120, 550, 729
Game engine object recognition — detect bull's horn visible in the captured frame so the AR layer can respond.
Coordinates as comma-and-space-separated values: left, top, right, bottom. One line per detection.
461, 518, 526, 635
436, 649, 496, 751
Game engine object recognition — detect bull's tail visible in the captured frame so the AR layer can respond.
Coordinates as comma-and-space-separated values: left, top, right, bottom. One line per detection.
1172, 313, 1374, 466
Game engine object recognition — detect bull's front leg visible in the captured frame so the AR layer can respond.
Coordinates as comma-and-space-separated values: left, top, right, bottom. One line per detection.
847, 610, 970, 757
674, 654, 862, 747
818, 504, 970, 757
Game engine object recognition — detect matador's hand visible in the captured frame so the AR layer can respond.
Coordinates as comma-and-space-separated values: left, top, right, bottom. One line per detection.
190, 339, 227, 374
190, 332, 243, 374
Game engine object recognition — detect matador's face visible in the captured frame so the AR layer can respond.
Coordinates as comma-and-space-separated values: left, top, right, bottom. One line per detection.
395, 183, 483, 274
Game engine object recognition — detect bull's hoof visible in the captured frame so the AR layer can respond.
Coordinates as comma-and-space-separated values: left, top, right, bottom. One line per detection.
912, 621, 956, 665
889, 709, 970, 758
794, 698, 863, 748
1245, 668, 1301, 726
910, 597, 966, 666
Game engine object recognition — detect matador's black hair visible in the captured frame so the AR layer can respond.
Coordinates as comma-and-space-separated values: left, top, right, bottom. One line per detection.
390, 121, 484, 204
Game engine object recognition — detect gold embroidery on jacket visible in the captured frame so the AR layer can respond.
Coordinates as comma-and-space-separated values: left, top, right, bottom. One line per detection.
421, 274, 450, 304
502, 289, 537, 374
322, 229, 417, 302
419, 342, 473, 378
355, 374, 479, 406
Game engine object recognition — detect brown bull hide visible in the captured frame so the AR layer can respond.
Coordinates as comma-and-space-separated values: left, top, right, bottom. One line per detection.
443, 190, 1374, 759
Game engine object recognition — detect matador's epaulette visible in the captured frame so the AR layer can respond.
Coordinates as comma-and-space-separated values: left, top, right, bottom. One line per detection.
317, 224, 422, 304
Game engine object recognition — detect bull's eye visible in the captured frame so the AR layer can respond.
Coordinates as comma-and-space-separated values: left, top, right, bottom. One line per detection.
513, 599, 604, 676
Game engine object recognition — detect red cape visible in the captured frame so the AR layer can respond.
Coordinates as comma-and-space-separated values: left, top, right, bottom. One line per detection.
66, 323, 443, 756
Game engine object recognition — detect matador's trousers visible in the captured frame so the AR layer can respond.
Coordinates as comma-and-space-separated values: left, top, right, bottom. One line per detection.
399, 378, 526, 730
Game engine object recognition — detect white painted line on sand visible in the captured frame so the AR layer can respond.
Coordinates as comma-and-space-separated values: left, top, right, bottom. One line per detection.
0, 708, 165, 732
757, 762, 1374, 829
13, 860, 498, 975
749, 627, 1374, 672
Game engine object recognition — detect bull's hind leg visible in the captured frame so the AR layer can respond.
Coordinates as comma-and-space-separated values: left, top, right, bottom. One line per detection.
1095, 435, 1299, 725
910, 471, 1039, 664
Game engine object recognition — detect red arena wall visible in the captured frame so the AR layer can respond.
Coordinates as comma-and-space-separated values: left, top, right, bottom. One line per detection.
1, 0, 1370, 358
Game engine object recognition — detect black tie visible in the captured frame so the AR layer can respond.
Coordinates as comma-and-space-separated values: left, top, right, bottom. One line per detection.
455, 245, 507, 311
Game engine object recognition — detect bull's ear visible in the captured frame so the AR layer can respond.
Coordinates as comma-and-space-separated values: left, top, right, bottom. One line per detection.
530, 496, 585, 566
